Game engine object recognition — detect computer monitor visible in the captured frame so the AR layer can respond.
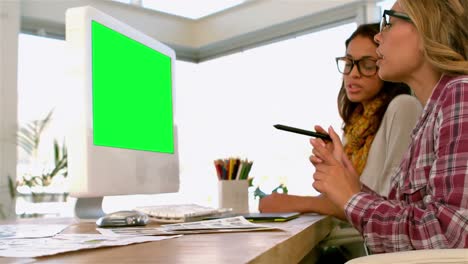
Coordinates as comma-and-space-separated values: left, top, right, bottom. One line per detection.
65, 6, 180, 219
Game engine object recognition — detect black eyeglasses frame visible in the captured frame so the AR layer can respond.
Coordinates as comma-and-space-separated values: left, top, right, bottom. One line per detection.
380, 9, 412, 32
335, 56, 378, 77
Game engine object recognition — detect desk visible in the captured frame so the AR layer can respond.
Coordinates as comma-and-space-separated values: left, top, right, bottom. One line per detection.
0, 214, 332, 263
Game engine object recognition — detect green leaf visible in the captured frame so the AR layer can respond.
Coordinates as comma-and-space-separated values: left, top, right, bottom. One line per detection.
254, 187, 267, 199
17, 109, 54, 156
16, 109, 69, 190
7, 175, 17, 199
54, 140, 60, 164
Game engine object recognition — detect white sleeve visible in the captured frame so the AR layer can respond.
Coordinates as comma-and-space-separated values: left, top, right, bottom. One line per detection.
360, 94, 422, 196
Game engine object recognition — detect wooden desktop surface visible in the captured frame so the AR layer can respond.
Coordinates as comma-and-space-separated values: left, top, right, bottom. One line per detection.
0, 214, 332, 264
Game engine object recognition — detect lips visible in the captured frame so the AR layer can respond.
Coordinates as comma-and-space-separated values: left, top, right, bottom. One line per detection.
376, 50, 384, 66
347, 84, 362, 93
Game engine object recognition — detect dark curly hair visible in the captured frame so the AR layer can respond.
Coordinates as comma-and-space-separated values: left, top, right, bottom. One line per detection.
337, 23, 412, 131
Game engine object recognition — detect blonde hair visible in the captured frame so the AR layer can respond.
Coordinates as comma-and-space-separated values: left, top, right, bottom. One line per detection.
399, 0, 468, 75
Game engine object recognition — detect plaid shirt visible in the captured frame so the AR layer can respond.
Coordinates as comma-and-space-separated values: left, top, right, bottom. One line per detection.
344, 74, 468, 253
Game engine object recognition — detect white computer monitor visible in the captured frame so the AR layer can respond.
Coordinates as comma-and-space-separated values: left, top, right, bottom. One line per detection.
65, 6, 180, 219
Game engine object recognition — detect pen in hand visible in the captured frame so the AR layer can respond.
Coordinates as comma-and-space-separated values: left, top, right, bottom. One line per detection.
274, 124, 332, 141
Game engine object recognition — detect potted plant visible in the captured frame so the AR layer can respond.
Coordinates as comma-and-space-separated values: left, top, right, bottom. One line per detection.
9, 110, 68, 206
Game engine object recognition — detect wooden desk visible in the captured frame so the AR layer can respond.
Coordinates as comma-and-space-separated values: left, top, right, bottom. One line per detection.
0, 214, 332, 263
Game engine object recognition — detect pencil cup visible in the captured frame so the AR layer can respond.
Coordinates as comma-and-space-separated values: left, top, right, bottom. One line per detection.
218, 180, 249, 213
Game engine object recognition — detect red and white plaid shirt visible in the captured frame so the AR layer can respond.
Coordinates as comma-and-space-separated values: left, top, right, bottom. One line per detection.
345, 74, 468, 253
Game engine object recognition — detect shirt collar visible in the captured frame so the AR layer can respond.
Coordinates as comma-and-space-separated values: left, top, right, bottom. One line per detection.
411, 74, 450, 138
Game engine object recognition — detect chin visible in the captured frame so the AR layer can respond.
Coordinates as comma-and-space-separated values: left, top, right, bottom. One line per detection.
378, 69, 393, 82
378, 67, 402, 83
347, 95, 362, 103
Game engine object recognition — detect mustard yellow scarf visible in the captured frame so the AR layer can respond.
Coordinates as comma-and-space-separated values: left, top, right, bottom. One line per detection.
343, 95, 386, 175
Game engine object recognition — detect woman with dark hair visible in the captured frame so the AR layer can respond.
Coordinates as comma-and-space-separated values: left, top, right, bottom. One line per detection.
336, 23, 419, 197
259, 23, 422, 215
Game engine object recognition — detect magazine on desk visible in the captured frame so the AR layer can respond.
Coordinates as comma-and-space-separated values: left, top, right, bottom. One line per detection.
97, 216, 281, 236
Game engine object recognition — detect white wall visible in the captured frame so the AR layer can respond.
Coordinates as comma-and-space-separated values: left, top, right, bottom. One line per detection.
0, 1, 19, 219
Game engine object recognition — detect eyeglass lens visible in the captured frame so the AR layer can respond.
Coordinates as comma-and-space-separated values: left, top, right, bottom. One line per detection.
380, 14, 389, 32
336, 58, 377, 76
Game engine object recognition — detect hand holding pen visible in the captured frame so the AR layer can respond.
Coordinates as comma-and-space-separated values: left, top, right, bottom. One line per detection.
314, 125, 342, 163
312, 125, 357, 178
309, 128, 361, 209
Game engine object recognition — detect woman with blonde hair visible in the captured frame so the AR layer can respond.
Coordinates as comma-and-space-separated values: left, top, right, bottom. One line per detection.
310, 0, 468, 253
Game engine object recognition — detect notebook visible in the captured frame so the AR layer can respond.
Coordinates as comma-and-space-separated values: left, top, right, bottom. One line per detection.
202, 212, 301, 222
135, 204, 230, 223
240, 212, 300, 222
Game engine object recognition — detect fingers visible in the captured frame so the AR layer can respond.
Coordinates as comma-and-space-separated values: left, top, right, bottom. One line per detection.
314, 125, 327, 134
312, 176, 325, 193
328, 126, 340, 143
312, 180, 322, 193
315, 125, 333, 144
309, 155, 323, 165
328, 126, 343, 150
342, 155, 359, 179
310, 139, 339, 165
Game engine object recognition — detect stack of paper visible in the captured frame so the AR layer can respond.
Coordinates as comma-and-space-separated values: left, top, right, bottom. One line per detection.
98, 216, 280, 236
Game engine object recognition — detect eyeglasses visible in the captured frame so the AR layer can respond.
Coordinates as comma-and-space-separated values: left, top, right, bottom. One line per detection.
335, 57, 378, 77
380, 9, 412, 32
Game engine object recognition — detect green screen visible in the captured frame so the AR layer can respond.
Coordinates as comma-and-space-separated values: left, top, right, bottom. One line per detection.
91, 21, 174, 153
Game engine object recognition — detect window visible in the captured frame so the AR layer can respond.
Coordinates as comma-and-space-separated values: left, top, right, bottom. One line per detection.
378, 0, 396, 12
17, 34, 70, 216
175, 23, 356, 205
16, 22, 356, 216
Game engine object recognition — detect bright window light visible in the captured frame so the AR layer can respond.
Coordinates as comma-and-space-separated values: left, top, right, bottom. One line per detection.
142, 0, 245, 19
377, 0, 396, 12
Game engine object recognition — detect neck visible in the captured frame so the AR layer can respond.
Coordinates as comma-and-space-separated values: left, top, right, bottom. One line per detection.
361, 93, 382, 113
404, 64, 442, 106
361, 102, 369, 112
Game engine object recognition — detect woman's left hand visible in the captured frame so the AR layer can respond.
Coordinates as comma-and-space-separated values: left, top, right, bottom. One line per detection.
309, 128, 362, 209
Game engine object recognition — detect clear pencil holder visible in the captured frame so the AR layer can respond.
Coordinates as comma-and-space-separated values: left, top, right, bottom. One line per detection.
218, 180, 249, 213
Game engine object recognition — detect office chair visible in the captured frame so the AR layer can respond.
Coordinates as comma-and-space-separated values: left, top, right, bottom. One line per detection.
345, 249, 468, 264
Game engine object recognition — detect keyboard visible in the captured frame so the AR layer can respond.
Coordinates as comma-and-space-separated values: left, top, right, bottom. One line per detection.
135, 204, 229, 223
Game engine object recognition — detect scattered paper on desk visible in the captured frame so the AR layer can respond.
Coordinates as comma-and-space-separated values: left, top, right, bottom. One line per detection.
97, 227, 175, 237
0, 233, 181, 258
0, 224, 68, 239
98, 216, 280, 236
161, 216, 273, 231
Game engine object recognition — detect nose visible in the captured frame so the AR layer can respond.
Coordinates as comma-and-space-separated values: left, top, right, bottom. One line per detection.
374, 32, 382, 44
349, 63, 361, 78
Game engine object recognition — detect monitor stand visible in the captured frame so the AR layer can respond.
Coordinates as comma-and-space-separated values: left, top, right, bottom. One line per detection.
74, 197, 105, 219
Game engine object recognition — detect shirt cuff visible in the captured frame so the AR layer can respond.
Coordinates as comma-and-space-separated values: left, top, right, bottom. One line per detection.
344, 192, 377, 233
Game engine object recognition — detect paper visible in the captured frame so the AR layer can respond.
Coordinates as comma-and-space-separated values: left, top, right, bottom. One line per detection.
161, 216, 272, 231
0, 233, 181, 258
0, 224, 68, 239
98, 216, 279, 236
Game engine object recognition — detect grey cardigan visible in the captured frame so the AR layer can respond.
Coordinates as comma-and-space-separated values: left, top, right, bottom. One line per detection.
359, 94, 422, 196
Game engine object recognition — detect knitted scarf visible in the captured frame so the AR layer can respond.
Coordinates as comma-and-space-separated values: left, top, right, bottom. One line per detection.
343, 95, 386, 175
